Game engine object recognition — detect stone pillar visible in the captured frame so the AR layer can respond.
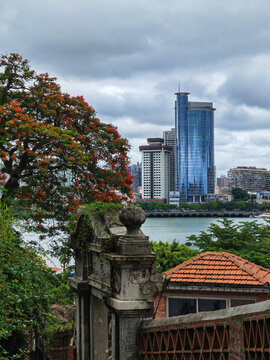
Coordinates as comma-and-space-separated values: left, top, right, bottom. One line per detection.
69, 205, 164, 360
229, 317, 245, 360
107, 206, 164, 360
69, 279, 90, 360
118, 318, 142, 360
90, 295, 109, 359
69, 213, 91, 360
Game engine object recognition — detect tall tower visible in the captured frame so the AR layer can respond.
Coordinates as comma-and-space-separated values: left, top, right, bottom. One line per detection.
175, 92, 215, 202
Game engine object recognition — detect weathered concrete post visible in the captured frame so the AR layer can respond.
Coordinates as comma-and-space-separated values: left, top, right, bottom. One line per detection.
107, 206, 164, 359
69, 205, 164, 360
69, 214, 91, 360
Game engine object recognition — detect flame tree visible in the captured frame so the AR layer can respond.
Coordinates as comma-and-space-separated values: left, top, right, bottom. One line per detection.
0, 54, 132, 248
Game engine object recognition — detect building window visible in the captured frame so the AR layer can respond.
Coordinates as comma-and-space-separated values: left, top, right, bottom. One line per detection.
198, 299, 226, 312
168, 296, 256, 317
169, 298, 196, 317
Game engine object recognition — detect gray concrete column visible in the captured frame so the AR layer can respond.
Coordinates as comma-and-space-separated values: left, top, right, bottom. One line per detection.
118, 317, 142, 360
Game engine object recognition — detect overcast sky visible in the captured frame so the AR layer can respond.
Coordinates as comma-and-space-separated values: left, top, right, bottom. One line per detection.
1, 0, 270, 176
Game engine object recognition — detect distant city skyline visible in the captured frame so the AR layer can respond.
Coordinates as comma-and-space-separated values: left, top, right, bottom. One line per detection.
139, 91, 215, 202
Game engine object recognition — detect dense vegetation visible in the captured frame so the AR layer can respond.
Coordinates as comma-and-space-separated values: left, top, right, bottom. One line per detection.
231, 187, 250, 201
187, 218, 270, 269
0, 205, 74, 358
0, 53, 132, 257
137, 200, 270, 212
149, 218, 270, 273
151, 241, 198, 273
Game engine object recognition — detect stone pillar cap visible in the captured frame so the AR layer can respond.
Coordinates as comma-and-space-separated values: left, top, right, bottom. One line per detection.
119, 206, 146, 237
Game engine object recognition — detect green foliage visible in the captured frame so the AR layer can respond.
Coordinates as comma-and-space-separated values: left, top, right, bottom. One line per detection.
231, 187, 250, 201
0, 54, 132, 254
68, 201, 123, 246
136, 200, 270, 212
49, 269, 75, 306
151, 240, 199, 273
138, 202, 176, 211
0, 204, 72, 357
188, 218, 270, 268
78, 201, 124, 219
67, 202, 124, 279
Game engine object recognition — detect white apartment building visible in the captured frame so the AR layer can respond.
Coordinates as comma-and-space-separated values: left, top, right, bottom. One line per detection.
139, 138, 172, 201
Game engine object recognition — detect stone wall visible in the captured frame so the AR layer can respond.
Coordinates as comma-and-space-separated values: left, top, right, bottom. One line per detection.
139, 299, 270, 359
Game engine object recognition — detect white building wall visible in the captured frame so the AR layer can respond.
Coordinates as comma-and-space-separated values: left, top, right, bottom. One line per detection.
141, 148, 171, 201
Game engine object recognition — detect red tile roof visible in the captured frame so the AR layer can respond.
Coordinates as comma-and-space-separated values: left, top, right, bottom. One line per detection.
47, 266, 62, 272
164, 252, 270, 287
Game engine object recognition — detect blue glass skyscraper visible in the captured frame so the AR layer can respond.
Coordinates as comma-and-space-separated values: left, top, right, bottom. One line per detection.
175, 92, 215, 202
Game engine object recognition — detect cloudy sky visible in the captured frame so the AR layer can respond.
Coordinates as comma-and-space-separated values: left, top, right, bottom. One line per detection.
1, 0, 270, 176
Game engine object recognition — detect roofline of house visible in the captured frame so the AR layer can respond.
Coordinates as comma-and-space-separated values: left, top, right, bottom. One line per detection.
167, 283, 270, 293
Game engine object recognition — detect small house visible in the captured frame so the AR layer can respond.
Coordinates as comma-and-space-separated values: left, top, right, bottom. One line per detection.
155, 251, 270, 318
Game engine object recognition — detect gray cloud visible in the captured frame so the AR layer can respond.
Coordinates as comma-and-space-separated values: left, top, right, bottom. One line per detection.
1, 0, 270, 174
218, 57, 270, 110
2, 0, 270, 78
215, 102, 270, 132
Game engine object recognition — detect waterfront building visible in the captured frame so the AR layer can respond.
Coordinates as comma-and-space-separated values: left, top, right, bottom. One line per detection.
227, 166, 270, 192
175, 92, 215, 203
256, 191, 270, 203
169, 191, 180, 206
128, 162, 142, 194
139, 138, 172, 201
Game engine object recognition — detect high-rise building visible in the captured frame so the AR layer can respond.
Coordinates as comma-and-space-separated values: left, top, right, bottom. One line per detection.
217, 175, 228, 189
227, 167, 270, 192
175, 92, 215, 202
128, 162, 142, 194
139, 138, 172, 201
163, 128, 176, 192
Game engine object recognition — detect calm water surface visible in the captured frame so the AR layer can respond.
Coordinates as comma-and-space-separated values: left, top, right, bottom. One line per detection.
25, 216, 265, 267
141, 217, 264, 244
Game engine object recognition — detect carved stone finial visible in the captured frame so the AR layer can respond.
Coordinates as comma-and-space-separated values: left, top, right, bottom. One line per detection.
119, 206, 146, 236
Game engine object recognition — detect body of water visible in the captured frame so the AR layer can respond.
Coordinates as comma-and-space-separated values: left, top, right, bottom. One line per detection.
24, 216, 266, 268
141, 216, 265, 244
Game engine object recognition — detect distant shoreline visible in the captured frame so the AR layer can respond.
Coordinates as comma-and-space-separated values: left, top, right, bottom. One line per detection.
145, 210, 260, 218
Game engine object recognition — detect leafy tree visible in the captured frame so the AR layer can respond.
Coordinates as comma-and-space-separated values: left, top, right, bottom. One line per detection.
0, 204, 64, 358
151, 240, 198, 273
187, 218, 270, 268
231, 187, 249, 201
0, 54, 132, 250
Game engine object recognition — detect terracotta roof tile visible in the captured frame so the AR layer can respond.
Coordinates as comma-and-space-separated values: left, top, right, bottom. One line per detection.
164, 252, 270, 287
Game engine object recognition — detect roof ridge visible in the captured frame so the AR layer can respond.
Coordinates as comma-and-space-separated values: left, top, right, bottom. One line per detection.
222, 252, 270, 285
163, 251, 209, 276
164, 251, 270, 287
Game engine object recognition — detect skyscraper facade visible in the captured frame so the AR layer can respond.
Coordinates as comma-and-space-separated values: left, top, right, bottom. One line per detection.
175, 92, 215, 202
128, 162, 142, 194
139, 138, 172, 201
